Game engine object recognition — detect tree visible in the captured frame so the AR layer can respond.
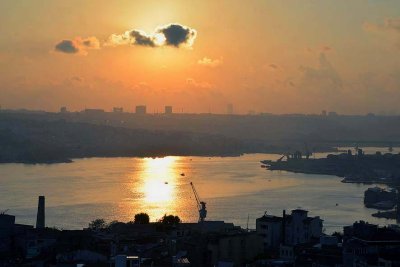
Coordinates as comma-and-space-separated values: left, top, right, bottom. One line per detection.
88, 218, 107, 230
159, 214, 181, 225
134, 213, 150, 224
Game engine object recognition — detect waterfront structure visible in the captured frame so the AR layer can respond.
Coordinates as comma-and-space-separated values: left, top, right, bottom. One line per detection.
36, 196, 45, 229
165, 106, 173, 114
60, 106, 67, 113
135, 105, 147, 115
263, 149, 400, 184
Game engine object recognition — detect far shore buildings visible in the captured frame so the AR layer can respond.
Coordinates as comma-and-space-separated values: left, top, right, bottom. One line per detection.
113, 107, 123, 113
135, 105, 147, 115
59, 106, 67, 113
165, 106, 173, 115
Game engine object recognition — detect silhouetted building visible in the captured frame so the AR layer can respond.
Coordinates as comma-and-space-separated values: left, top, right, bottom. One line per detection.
256, 209, 323, 251
60, 106, 67, 113
321, 110, 327, 116
36, 196, 45, 229
227, 103, 233, 115
135, 105, 147, 115
112, 255, 141, 267
207, 232, 263, 267
343, 221, 400, 266
113, 107, 123, 113
165, 106, 173, 114
0, 214, 15, 239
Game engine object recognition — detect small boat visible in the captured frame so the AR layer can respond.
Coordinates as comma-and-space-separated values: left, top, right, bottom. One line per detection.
180, 173, 185, 176
164, 181, 168, 184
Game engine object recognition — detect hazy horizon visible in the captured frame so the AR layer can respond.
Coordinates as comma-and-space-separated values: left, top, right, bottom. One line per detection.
1, 1, 400, 114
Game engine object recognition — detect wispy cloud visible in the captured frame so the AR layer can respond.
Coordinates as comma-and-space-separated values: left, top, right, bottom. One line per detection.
364, 18, 400, 49
198, 57, 223, 67
186, 78, 214, 89
364, 18, 400, 33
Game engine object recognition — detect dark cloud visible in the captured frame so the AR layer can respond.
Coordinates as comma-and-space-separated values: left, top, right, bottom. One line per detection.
107, 23, 197, 48
55, 40, 79, 54
322, 46, 332, 52
157, 24, 197, 47
54, 37, 100, 55
130, 30, 156, 47
82, 37, 100, 49
269, 64, 278, 69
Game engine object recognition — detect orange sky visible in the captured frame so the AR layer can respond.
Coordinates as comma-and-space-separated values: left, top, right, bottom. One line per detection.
1, 0, 400, 114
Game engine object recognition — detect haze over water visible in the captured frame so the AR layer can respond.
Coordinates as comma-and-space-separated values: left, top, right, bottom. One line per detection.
0, 149, 397, 233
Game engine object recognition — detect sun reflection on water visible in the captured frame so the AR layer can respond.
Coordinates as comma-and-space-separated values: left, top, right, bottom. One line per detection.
143, 157, 176, 204
132, 156, 184, 221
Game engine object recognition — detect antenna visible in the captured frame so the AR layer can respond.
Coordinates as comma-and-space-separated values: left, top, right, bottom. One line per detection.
246, 214, 250, 231
0, 209, 9, 215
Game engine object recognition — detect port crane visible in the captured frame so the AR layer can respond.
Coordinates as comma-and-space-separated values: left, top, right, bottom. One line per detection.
190, 182, 207, 222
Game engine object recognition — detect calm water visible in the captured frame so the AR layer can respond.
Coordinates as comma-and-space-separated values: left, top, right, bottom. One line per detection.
0, 148, 398, 233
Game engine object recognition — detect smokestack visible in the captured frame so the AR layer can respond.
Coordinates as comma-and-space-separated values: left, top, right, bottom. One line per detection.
36, 196, 45, 229
282, 210, 286, 245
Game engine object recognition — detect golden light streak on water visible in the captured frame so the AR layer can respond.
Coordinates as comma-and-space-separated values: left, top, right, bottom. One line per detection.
128, 156, 188, 222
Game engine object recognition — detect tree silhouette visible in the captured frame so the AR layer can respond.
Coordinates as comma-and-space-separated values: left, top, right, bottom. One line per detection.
159, 214, 181, 225
88, 218, 107, 230
134, 213, 150, 224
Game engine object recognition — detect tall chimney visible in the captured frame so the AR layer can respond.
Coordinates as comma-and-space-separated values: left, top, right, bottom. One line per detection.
282, 210, 286, 245
36, 196, 45, 229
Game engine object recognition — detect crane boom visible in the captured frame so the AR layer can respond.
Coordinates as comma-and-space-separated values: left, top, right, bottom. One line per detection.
190, 182, 207, 222
190, 182, 201, 210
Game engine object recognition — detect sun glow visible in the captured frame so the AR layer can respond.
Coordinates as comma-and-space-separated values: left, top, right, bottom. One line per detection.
153, 33, 166, 46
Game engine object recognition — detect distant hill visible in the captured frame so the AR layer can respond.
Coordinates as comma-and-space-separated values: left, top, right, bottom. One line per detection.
0, 115, 245, 163
1, 111, 399, 163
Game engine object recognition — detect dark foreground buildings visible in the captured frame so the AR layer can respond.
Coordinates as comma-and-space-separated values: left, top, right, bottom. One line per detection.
2, 199, 400, 266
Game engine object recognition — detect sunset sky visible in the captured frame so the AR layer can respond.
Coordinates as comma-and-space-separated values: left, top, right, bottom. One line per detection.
1, 0, 400, 114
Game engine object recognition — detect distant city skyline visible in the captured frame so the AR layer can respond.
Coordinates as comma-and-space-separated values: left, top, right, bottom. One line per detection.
1, 1, 400, 114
